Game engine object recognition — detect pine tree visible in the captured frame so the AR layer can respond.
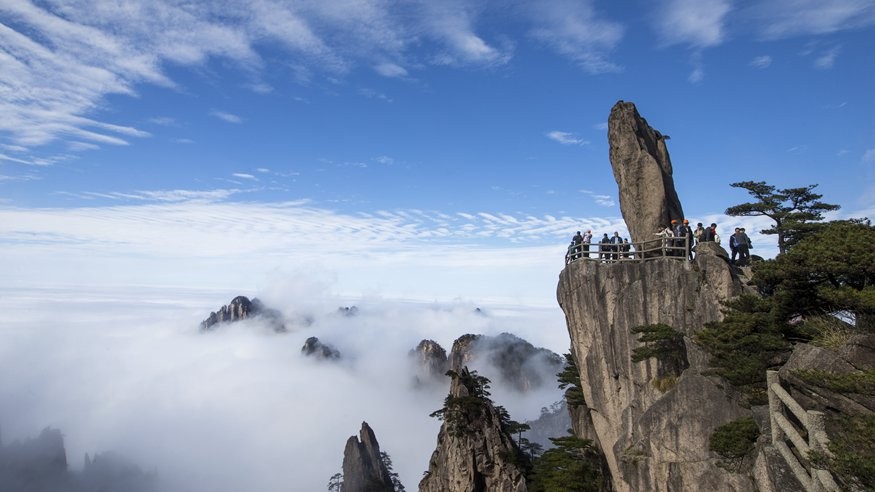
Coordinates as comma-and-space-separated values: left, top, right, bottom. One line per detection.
725, 181, 839, 254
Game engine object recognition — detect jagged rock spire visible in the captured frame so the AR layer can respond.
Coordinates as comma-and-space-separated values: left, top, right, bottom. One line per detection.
341, 422, 395, 492
608, 101, 684, 246
419, 368, 528, 492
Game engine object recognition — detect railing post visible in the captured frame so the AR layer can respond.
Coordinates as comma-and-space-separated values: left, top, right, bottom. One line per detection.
767, 370, 781, 444
807, 410, 840, 492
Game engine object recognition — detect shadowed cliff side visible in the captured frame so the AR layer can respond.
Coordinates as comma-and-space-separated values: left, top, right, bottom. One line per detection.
608, 101, 684, 246
341, 422, 396, 492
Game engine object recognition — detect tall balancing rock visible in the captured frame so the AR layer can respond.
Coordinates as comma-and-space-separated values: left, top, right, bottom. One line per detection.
608, 101, 684, 246
341, 422, 395, 492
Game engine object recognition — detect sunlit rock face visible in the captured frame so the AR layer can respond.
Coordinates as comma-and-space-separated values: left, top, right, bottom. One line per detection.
608, 100, 684, 247
199, 295, 286, 332
558, 101, 754, 491
341, 422, 395, 492
410, 339, 450, 384
418, 368, 528, 492
558, 236, 752, 492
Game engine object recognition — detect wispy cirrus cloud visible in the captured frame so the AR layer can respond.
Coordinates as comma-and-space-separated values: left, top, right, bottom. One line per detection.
750, 55, 772, 68
0, 0, 519, 152
524, 0, 624, 73
813, 46, 841, 68
232, 173, 258, 180
210, 110, 243, 123
654, 0, 733, 47
546, 131, 589, 146
750, 0, 875, 39
579, 189, 615, 207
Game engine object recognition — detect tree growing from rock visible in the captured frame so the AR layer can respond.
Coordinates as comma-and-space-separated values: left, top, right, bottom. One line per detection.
725, 181, 839, 254
753, 220, 875, 332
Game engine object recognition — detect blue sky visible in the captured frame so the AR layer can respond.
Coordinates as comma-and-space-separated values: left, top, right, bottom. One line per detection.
2, 0, 875, 304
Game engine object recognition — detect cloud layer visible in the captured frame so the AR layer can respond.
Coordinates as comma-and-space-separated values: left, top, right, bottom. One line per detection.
0, 284, 568, 491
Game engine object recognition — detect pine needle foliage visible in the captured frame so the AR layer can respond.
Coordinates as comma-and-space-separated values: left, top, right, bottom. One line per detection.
557, 353, 586, 406
527, 434, 603, 492
709, 417, 760, 462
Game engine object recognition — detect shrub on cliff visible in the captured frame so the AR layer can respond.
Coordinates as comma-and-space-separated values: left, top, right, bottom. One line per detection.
811, 414, 875, 491
527, 435, 602, 492
557, 353, 585, 406
709, 417, 759, 462
695, 295, 790, 403
630, 323, 689, 389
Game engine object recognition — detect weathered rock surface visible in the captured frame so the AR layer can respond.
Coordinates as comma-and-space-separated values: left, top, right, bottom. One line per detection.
410, 339, 450, 384
608, 101, 684, 247
778, 334, 875, 416
419, 368, 528, 492
341, 422, 396, 492
199, 295, 286, 332
449, 333, 563, 393
301, 336, 341, 360
557, 246, 753, 491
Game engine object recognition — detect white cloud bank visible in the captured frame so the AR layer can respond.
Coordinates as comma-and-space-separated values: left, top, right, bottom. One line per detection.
0, 284, 568, 492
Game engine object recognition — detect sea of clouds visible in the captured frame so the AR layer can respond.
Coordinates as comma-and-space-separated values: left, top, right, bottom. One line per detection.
0, 280, 569, 491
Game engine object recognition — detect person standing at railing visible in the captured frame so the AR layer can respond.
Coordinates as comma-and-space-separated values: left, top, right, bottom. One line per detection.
610, 231, 622, 261
565, 241, 576, 265
572, 231, 583, 260
655, 224, 673, 256
681, 219, 694, 260
582, 230, 592, 258
622, 238, 631, 259
599, 233, 611, 261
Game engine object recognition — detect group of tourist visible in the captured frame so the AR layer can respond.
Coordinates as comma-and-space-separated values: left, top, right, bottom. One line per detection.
565, 230, 631, 264
565, 220, 753, 265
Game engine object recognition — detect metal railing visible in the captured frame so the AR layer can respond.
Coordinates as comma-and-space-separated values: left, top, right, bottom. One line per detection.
565, 236, 691, 265
766, 370, 840, 492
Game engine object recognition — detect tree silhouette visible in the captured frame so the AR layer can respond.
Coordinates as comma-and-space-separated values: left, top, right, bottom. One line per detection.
725, 181, 839, 254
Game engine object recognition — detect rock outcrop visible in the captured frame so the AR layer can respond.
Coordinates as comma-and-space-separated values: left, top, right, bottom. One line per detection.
341, 422, 396, 492
410, 339, 450, 385
301, 336, 341, 360
449, 333, 564, 393
200, 295, 286, 332
558, 252, 753, 491
0, 427, 157, 492
608, 101, 684, 246
557, 101, 755, 491
419, 367, 528, 492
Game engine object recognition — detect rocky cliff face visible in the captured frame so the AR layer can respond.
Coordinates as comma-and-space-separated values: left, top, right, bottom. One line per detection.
608, 101, 684, 246
341, 422, 395, 492
449, 333, 564, 393
558, 251, 753, 491
200, 295, 286, 332
411, 339, 450, 385
556, 101, 755, 491
419, 368, 528, 492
